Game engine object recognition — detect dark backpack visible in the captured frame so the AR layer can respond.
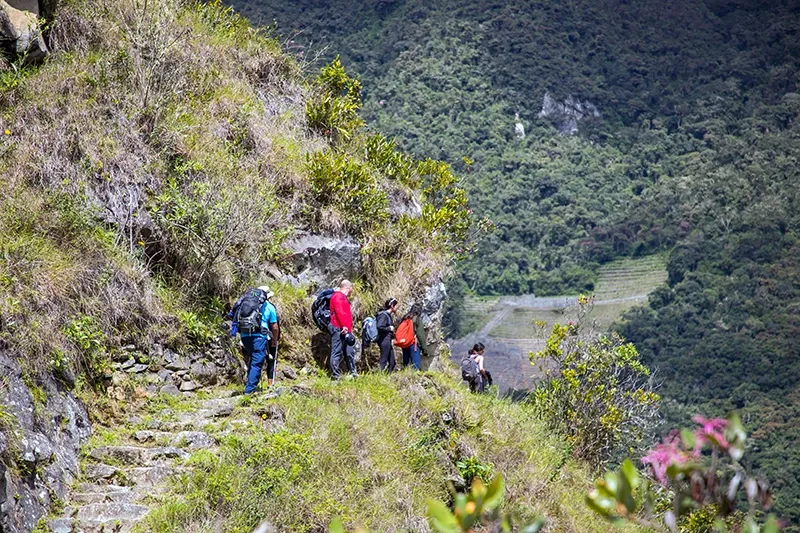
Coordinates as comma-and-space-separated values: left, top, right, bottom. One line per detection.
234, 288, 268, 334
312, 288, 335, 331
461, 356, 479, 382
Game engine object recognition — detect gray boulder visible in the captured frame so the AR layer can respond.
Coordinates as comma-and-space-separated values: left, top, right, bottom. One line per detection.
0, 0, 47, 62
284, 233, 361, 287
190, 361, 219, 386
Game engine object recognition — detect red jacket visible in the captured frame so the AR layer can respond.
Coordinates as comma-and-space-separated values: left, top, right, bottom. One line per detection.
329, 291, 353, 331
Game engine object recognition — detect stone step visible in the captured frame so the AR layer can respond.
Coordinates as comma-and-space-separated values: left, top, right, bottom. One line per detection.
126, 465, 183, 488
50, 503, 149, 533
89, 445, 189, 465
89, 445, 144, 465
83, 463, 120, 483
72, 484, 137, 505
170, 430, 217, 449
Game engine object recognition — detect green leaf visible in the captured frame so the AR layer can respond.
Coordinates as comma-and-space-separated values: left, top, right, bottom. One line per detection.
330, 517, 345, 533
741, 516, 759, 533
484, 474, 505, 510
520, 517, 546, 533
762, 515, 780, 533
620, 459, 640, 490
426, 499, 460, 533
726, 412, 747, 462
680, 428, 696, 450
585, 493, 615, 517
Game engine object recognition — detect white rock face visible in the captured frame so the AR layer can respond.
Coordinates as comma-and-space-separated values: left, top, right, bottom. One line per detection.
284, 233, 362, 288
514, 113, 525, 139
538, 92, 600, 134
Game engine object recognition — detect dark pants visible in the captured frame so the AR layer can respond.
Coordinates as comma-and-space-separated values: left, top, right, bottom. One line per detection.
402, 342, 421, 370
469, 374, 485, 393
378, 334, 395, 372
242, 335, 276, 394
329, 324, 356, 379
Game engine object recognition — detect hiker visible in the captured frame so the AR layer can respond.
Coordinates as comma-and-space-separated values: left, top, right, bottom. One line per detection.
376, 298, 398, 372
231, 286, 280, 394
329, 279, 357, 380
399, 303, 427, 370
462, 342, 490, 393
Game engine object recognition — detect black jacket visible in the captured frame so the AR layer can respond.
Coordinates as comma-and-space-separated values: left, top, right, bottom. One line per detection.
376, 310, 393, 340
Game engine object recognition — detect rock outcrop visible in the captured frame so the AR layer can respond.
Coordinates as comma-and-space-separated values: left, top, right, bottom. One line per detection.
0, 353, 91, 533
0, 0, 47, 63
284, 233, 362, 288
538, 92, 600, 135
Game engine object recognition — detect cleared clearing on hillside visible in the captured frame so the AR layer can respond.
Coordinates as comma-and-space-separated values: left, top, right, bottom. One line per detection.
458, 256, 668, 340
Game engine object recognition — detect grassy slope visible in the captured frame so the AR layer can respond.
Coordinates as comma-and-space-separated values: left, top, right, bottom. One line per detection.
104, 368, 633, 533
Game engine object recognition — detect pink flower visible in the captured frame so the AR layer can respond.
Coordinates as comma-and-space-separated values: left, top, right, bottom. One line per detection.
692, 416, 729, 453
642, 432, 688, 486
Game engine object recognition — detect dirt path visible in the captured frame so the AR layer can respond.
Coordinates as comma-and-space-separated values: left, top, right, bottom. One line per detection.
480, 293, 650, 336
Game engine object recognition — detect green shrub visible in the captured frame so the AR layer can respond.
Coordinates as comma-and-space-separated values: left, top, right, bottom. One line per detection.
62, 315, 108, 378
306, 149, 388, 236
529, 299, 660, 470
455, 456, 494, 485
364, 133, 416, 187
306, 57, 364, 143
149, 169, 288, 295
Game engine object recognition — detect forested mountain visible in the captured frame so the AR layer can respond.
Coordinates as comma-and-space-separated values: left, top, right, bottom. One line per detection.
227, 0, 800, 526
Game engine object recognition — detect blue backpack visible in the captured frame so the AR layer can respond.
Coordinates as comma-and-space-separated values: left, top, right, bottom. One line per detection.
362, 316, 379, 344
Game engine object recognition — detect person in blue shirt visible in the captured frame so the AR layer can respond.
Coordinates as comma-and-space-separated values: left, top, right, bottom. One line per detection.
231, 286, 280, 393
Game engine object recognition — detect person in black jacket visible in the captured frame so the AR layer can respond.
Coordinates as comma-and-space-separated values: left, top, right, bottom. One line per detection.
376, 298, 398, 372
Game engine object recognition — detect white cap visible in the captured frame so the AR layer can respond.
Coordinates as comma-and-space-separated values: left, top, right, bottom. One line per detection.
258, 285, 274, 299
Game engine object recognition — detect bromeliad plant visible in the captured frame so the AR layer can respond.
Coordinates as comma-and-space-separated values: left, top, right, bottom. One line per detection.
427, 476, 545, 533
587, 413, 780, 532
329, 475, 544, 533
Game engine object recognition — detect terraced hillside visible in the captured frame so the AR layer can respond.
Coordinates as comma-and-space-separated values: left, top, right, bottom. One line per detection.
450, 256, 667, 392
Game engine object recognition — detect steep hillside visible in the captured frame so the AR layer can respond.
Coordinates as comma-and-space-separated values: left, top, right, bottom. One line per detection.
223, 0, 800, 526
0, 0, 476, 530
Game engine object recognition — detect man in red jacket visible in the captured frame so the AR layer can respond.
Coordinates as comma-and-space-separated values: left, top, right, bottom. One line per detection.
329, 279, 357, 380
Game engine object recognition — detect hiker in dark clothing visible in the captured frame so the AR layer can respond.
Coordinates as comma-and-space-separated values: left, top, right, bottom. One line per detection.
376, 298, 398, 372
463, 342, 490, 393
400, 303, 427, 370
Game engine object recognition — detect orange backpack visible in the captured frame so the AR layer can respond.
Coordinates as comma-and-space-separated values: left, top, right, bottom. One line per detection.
393, 318, 415, 348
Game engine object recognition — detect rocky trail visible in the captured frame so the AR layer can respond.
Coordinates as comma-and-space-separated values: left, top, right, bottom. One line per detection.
48, 391, 235, 533
45, 364, 306, 533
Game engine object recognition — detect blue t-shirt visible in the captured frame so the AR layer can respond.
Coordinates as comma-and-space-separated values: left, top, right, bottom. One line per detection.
240, 301, 278, 338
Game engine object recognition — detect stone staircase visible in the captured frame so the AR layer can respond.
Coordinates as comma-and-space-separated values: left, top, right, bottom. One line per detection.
47, 392, 243, 533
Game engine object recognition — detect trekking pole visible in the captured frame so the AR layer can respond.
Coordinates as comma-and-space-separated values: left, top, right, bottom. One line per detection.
273, 344, 279, 387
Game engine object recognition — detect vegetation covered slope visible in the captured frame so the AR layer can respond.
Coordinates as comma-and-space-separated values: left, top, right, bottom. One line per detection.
224, 0, 800, 526
0, 0, 470, 380
0, 0, 482, 528
95, 369, 629, 533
